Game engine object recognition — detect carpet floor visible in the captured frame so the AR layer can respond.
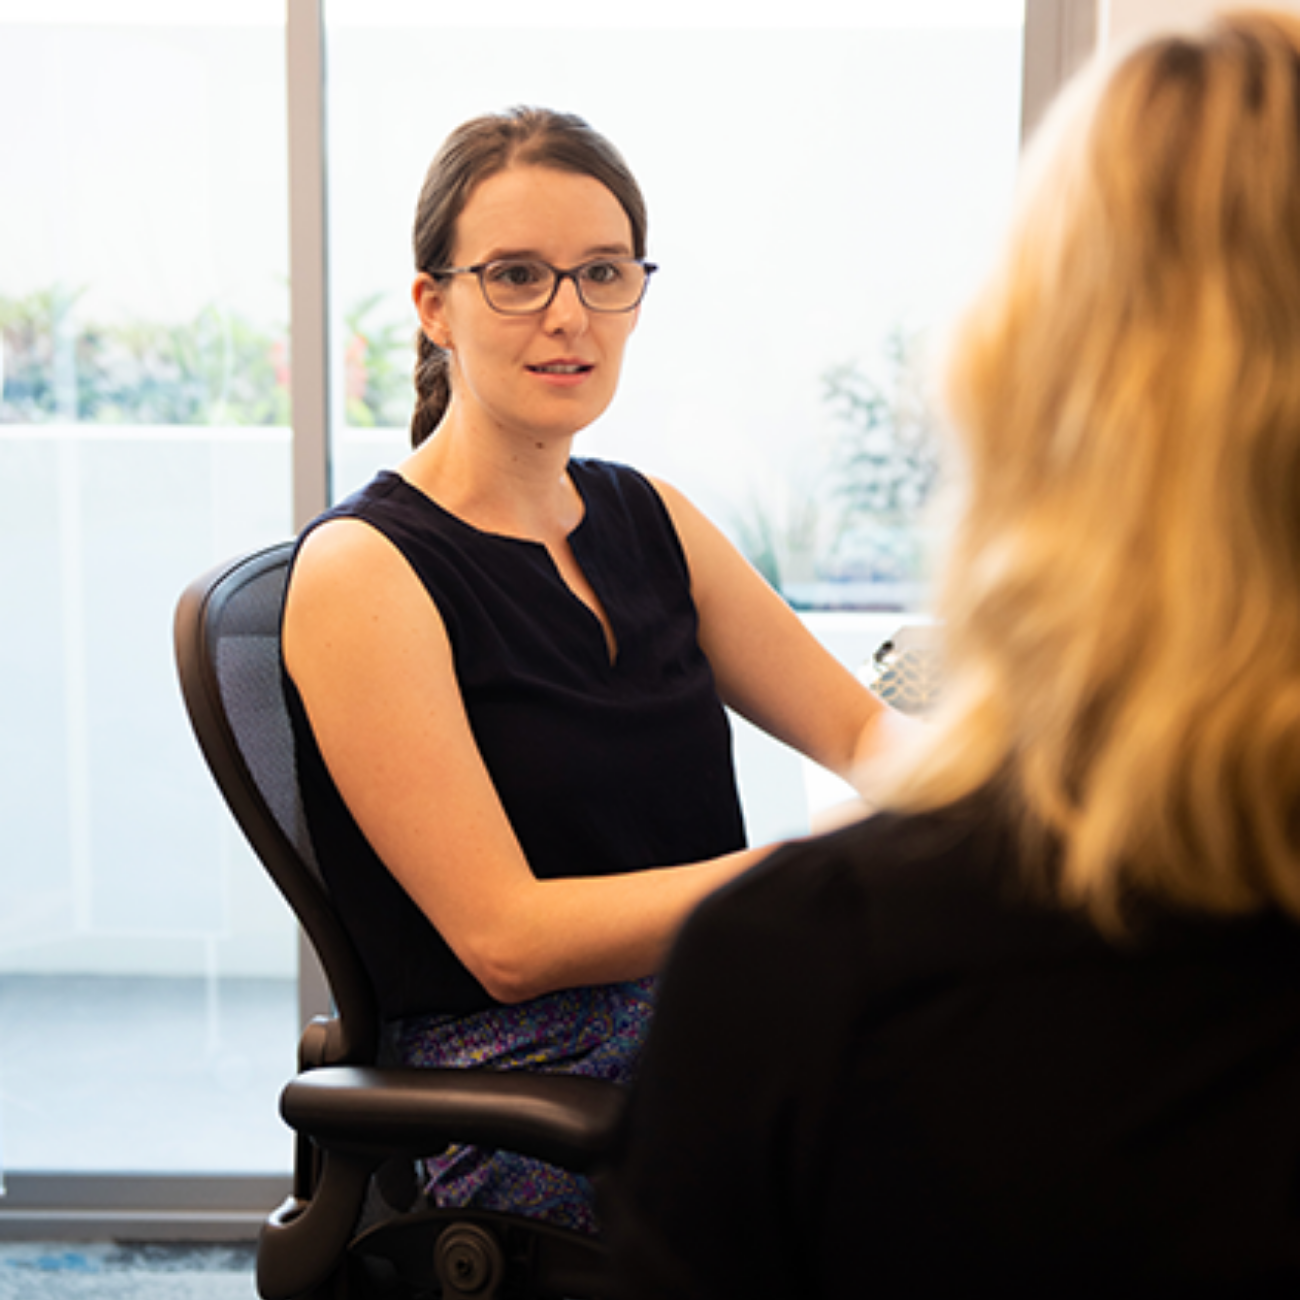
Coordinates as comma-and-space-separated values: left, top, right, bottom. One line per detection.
0, 1242, 257, 1299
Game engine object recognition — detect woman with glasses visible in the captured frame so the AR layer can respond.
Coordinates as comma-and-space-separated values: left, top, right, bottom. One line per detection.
280, 106, 902, 1233
603, 9, 1300, 1295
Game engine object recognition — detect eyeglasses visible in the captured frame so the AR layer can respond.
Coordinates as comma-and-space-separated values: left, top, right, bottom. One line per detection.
431, 257, 657, 315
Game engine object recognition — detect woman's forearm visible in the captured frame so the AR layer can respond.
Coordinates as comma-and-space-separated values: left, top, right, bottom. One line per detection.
459, 845, 777, 1004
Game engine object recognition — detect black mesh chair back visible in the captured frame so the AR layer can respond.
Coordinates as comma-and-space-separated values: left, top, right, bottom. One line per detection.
175, 543, 621, 1300
175, 542, 377, 1064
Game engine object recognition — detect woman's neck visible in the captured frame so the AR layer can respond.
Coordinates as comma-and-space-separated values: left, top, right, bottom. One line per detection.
399, 414, 582, 544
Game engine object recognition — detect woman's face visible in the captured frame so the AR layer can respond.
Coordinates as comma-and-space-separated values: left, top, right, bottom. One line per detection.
415, 164, 641, 446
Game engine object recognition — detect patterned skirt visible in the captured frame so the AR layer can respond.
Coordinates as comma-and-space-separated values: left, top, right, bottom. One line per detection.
395, 976, 656, 1235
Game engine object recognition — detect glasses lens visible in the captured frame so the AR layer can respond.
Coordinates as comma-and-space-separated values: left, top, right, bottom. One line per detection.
575, 259, 649, 312
478, 259, 650, 313
480, 260, 555, 313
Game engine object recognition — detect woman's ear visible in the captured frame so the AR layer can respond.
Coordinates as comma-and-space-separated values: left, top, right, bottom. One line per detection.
412, 272, 452, 349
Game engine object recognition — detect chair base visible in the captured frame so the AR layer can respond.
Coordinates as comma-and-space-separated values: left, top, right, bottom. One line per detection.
347, 1206, 611, 1299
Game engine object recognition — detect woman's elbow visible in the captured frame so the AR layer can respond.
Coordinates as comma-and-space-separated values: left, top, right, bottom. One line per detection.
461, 937, 551, 1006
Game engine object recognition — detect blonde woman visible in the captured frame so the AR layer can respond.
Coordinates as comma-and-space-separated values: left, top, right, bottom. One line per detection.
603, 10, 1300, 1295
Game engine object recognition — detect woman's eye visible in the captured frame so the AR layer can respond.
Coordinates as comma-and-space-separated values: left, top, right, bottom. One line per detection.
582, 260, 624, 285
489, 261, 546, 287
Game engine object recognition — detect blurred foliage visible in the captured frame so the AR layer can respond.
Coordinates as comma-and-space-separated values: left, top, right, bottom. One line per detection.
731, 496, 784, 592
731, 475, 832, 596
825, 325, 941, 525
734, 325, 943, 602
0, 285, 412, 428
822, 325, 942, 585
341, 292, 414, 428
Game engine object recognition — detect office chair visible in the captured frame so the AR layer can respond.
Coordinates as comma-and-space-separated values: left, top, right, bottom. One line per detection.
175, 542, 624, 1300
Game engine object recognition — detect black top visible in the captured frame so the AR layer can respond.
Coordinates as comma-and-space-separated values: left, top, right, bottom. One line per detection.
601, 801, 1300, 1298
284, 459, 747, 1020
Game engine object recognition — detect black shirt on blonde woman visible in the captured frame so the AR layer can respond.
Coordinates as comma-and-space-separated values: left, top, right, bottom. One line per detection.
601, 795, 1300, 1299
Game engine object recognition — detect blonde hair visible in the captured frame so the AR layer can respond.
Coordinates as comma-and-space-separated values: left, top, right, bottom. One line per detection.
881, 8, 1300, 928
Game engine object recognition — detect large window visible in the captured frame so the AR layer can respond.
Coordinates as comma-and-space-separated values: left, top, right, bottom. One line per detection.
0, 3, 296, 1198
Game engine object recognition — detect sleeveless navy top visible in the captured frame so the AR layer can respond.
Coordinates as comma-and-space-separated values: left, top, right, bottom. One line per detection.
284, 459, 748, 1020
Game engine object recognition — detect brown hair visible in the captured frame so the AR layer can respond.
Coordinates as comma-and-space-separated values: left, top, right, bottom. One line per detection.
878, 9, 1300, 929
409, 105, 649, 447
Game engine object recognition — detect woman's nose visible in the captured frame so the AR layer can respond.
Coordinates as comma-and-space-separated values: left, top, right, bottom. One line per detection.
543, 273, 589, 332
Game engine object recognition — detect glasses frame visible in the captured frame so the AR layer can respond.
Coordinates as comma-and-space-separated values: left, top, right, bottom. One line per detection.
430, 256, 658, 315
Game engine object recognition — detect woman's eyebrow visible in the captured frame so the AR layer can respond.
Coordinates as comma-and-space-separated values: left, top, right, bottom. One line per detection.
476, 242, 634, 263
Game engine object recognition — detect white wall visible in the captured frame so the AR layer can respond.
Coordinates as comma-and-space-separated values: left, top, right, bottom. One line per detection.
1104, 0, 1300, 47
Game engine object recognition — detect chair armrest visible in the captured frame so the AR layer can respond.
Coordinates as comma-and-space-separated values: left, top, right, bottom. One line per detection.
281, 1066, 626, 1175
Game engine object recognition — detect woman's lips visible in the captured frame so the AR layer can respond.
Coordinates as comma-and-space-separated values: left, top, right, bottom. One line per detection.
527, 360, 594, 385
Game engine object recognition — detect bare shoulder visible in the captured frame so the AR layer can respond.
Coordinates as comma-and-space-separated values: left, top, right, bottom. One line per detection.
642, 473, 734, 565
288, 517, 432, 616
644, 473, 704, 528
283, 516, 450, 680
289, 516, 410, 595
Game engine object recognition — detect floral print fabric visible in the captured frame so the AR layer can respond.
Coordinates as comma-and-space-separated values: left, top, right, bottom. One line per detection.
396, 976, 656, 1235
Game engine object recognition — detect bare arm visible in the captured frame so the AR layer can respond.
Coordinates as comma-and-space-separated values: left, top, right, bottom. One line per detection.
650, 477, 914, 794
283, 518, 771, 1006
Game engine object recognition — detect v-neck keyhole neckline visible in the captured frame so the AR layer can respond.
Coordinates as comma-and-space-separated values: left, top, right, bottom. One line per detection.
547, 533, 619, 667
385, 467, 620, 668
